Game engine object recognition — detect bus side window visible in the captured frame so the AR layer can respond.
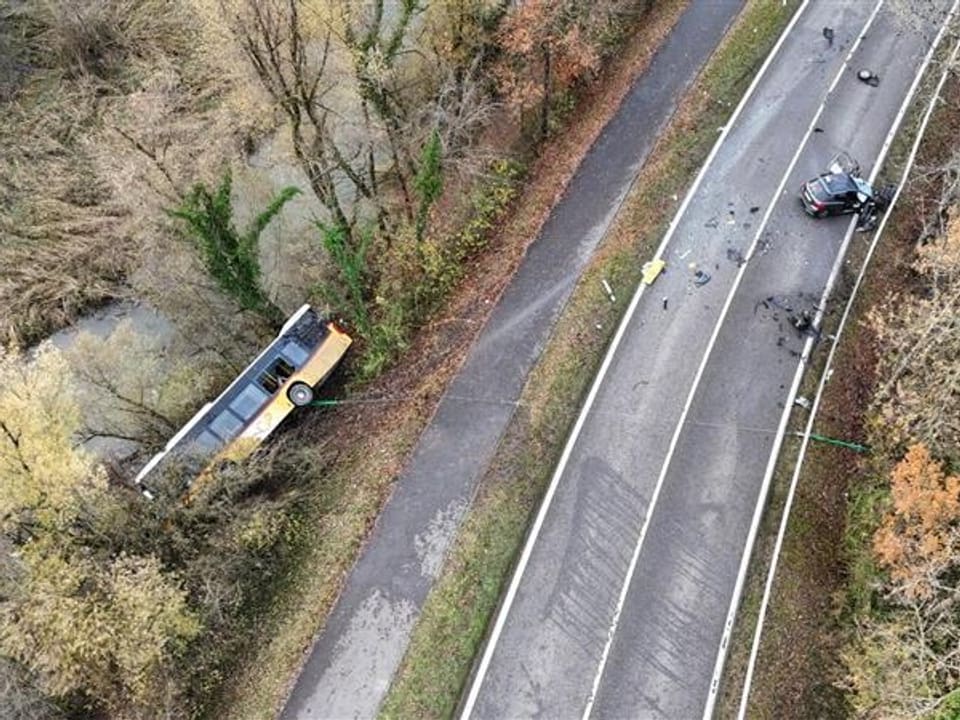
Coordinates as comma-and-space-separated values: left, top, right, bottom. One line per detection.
258, 372, 279, 394
273, 357, 294, 380
280, 340, 310, 368
257, 357, 295, 394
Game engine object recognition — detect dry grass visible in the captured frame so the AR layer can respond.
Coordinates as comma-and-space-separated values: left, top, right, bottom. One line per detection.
381, 1, 800, 717
204, 1, 716, 717
0, 0, 270, 349
717, 49, 960, 720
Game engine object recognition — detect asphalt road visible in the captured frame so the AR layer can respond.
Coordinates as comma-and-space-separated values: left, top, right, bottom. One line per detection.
279, 3, 746, 718
461, 1, 956, 719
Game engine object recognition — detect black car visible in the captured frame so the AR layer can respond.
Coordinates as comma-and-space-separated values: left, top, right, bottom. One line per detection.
800, 153, 893, 228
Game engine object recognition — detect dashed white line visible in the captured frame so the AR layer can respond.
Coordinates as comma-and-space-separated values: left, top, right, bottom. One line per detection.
583, 2, 888, 717
733, 8, 960, 718
457, 2, 817, 717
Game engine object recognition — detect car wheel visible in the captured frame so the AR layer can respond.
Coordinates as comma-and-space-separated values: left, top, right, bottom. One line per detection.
288, 382, 314, 407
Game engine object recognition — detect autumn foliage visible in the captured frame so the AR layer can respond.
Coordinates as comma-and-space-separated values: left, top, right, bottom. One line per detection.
873, 443, 960, 601
845, 199, 960, 717
496, 0, 632, 138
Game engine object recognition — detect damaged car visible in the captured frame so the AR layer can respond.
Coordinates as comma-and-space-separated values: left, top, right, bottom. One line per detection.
799, 152, 894, 230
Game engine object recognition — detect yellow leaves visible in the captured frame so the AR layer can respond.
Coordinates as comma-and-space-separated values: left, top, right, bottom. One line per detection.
103, 553, 201, 697
1, 543, 199, 704
0, 346, 106, 533
873, 443, 960, 600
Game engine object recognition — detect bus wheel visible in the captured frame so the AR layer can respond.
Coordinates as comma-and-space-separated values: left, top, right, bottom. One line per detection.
288, 382, 314, 407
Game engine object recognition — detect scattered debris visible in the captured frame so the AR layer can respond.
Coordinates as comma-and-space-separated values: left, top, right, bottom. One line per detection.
767, 295, 793, 312
857, 69, 880, 86
601, 278, 616, 303
642, 258, 666, 285
794, 396, 812, 410
791, 310, 813, 333
727, 248, 747, 267
823, 26, 834, 46
693, 270, 712, 287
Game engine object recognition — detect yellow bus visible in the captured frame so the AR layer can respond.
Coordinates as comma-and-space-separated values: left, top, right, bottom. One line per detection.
134, 305, 351, 499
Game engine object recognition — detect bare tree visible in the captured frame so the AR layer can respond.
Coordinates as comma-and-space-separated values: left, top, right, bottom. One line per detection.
225, 0, 379, 232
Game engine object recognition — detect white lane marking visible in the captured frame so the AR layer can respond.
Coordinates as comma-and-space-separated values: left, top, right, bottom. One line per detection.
584, 1, 888, 716
733, 10, 960, 719
457, 2, 815, 717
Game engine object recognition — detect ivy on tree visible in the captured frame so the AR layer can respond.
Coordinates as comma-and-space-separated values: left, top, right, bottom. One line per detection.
169, 170, 299, 328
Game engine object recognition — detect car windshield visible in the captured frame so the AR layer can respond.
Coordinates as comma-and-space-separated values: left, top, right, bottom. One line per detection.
818, 173, 857, 197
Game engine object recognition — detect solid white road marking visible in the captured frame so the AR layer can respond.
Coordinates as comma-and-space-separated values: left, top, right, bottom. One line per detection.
457, 2, 816, 717
584, 1, 888, 716
733, 9, 960, 718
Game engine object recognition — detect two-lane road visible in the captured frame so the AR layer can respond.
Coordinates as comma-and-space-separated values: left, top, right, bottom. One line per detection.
461, 1, 956, 718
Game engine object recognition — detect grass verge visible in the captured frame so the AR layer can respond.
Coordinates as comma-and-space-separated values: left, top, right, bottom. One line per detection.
714, 37, 960, 720
379, 2, 802, 717
207, 1, 700, 717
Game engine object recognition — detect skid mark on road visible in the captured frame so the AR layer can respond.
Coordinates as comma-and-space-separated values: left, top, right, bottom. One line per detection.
544, 456, 645, 658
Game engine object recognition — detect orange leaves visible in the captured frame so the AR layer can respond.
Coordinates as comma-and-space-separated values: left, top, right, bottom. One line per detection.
495, 0, 604, 118
873, 443, 960, 600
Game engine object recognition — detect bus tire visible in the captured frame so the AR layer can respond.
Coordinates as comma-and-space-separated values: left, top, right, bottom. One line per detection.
288, 382, 314, 407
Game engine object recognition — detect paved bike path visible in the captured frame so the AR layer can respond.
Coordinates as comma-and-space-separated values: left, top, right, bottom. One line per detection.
281, 2, 746, 717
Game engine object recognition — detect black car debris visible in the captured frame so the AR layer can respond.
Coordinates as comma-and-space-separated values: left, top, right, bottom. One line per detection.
800, 152, 894, 230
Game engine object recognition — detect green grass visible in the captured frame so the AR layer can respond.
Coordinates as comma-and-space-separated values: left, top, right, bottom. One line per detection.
380, 1, 802, 717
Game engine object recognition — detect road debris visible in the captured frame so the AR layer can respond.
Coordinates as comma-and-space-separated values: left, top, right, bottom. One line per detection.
642, 258, 666, 285
727, 248, 747, 267
794, 396, 812, 410
767, 295, 793, 312
857, 68, 880, 86
791, 309, 813, 333
601, 278, 616, 303
705, 216, 719, 228
822, 26, 834, 47
678, 248, 692, 260
693, 270, 711, 287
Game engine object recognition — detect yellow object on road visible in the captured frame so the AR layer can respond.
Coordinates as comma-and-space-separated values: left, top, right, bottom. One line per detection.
642, 258, 666, 285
